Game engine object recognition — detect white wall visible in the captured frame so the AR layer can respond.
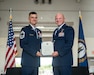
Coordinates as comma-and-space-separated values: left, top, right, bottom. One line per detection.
0, 0, 94, 74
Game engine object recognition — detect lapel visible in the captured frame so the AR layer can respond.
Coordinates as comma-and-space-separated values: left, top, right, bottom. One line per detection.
53, 24, 66, 39
55, 24, 66, 35
29, 26, 41, 39
59, 24, 66, 32
28, 25, 37, 37
29, 25, 35, 31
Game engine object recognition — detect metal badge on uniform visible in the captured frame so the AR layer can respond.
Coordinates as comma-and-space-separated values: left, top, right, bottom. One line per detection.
38, 31, 42, 38
20, 31, 25, 39
58, 29, 64, 37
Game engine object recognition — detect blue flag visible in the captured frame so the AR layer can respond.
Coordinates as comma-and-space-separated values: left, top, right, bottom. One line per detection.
78, 13, 88, 67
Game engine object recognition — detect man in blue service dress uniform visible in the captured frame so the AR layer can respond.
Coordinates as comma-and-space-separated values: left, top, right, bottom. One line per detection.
52, 13, 75, 75
20, 12, 42, 75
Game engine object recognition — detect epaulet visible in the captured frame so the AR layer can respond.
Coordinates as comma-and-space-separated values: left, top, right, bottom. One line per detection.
66, 25, 73, 28
21, 25, 30, 31
36, 28, 41, 31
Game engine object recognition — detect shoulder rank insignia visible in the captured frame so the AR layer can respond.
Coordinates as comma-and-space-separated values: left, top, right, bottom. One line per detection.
20, 31, 25, 39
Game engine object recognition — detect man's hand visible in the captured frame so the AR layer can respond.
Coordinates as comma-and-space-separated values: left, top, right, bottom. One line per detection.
36, 51, 42, 57
52, 51, 59, 57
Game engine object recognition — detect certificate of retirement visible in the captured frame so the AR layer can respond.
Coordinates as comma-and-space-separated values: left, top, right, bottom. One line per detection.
41, 41, 54, 56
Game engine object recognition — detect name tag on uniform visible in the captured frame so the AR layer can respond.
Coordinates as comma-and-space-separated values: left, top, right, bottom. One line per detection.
29, 34, 34, 36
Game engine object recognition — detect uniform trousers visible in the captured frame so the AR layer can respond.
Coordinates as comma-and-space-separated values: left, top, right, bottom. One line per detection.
53, 65, 72, 75
21, 66, 38, 75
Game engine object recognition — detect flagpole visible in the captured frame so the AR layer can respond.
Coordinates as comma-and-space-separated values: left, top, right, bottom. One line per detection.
79, 10, 81, 15
78, 10, 89, 67
9, 8, 13, 21
79, 10, 82, 19
4, 8, 15, 73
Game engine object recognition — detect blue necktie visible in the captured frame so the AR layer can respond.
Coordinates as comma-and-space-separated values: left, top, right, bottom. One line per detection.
35, 29, 38, 39
55, 28, 58, 35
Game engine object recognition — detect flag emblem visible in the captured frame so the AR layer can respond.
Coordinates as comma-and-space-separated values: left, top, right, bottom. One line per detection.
78, 11, 88, 67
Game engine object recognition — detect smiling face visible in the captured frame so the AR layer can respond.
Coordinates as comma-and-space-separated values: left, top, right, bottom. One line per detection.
28, 12, 38, 27
55, 13, 65, 27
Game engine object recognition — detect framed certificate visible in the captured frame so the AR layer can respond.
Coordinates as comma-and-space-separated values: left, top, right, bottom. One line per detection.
41, 41, 54, 56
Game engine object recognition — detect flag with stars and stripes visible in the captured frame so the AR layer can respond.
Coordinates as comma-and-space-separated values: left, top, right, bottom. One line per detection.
4, 20, 17, 72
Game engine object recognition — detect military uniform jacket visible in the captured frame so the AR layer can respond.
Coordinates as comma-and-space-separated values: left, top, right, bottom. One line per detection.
52, 24, 74, 67
20, 25, 42, 67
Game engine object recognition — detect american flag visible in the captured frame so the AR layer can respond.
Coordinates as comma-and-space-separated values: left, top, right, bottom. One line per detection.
4, 20, 17, 72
